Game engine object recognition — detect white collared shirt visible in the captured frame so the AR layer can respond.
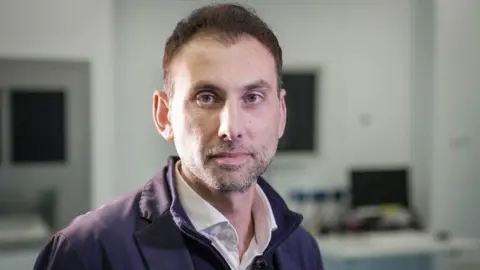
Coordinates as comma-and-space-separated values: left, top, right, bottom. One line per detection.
175, 161, 277, 270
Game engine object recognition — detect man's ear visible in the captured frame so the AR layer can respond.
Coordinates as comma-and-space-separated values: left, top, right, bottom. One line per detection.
278, 89, 287, 139
152, 90, 174, 141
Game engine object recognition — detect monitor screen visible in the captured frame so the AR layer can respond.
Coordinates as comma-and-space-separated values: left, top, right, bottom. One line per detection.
10, 90, 66, 163
350, 168, 409, 209
278, 71, 317, 152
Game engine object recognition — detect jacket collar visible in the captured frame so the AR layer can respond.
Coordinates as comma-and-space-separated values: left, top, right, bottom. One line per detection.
134, 156, 302, 269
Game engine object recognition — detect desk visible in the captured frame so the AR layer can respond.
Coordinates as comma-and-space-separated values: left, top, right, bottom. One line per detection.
0, 248, 41, 270
0, 214, 51, 249
0, 214, 51, 269
316, 230, 479, 270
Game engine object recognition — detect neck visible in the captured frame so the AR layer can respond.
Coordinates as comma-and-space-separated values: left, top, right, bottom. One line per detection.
180, 165, 256, 256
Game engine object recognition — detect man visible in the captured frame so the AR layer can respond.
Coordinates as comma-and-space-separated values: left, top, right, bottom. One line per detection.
34, 3, 323, 270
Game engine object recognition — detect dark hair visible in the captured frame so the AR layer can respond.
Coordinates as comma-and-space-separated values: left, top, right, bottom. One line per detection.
163, 3, 283, 95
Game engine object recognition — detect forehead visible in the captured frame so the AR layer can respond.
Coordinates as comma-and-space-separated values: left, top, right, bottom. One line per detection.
170, 34, 277, 91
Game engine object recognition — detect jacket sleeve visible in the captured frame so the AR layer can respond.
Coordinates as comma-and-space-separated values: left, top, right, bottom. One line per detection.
34, 233, 87, 270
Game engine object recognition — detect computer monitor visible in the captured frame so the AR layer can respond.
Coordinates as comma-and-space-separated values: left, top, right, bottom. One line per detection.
350, 168, 409, 209
277, 71, 317, 152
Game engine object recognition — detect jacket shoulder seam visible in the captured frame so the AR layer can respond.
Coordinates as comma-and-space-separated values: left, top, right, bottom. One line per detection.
56, 232, 89, 269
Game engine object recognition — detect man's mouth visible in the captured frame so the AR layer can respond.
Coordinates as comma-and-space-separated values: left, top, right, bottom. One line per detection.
211, 152, 250, 165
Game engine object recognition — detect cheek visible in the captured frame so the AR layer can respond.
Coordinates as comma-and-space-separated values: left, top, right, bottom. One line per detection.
248, 113, 280, 139
182, 107, 217, 141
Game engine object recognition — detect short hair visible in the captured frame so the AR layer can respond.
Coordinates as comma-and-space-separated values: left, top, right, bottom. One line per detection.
163, 3, 283, 96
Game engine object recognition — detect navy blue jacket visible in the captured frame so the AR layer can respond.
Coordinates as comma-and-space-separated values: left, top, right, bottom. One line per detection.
34, 156, 323, 269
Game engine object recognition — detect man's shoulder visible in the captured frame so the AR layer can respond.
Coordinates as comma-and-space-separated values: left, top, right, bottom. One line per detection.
58, 189, 142, 244
279, 226, 324, 269
34, 189, 148, 269
284, 226, 319, 250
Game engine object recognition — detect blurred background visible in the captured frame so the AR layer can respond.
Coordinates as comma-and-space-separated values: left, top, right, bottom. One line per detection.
0, 0, 478, 269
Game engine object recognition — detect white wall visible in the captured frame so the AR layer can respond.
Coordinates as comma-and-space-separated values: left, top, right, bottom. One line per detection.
114, 0, 414, 209
412, 0, 435, 228
430, 0, 480, 268
0, 0, 115, 209
431, 0, 480, 237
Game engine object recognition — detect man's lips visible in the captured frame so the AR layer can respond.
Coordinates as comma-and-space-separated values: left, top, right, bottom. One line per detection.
211, 152, 250, 165
212, 152, 249, 158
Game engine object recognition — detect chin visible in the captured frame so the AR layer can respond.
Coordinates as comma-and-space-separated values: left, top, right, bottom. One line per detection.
209, 171, 258, 193
213, 180, 255, 194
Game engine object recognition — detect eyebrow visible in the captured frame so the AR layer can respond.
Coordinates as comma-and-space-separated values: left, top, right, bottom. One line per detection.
191, 79, 273, 92
245, 79, 273, 91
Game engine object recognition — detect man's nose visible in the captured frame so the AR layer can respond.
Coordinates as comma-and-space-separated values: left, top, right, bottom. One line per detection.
218, 102, 243, 141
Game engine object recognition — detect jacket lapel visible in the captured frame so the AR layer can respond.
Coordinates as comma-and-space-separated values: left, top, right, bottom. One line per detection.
133, 157, 194, 270
134, 216, 194, 270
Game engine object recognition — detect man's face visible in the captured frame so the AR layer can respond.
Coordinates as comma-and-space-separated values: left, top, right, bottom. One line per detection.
155, 34, 286, 193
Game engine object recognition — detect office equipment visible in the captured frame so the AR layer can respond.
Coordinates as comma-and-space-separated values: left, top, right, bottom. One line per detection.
0, 59, 91, 231
346, 168, 423, 232
350, 168, 409, 209
0, 214, 51, 248
0, 187, 55, 249
10, 90, 66, 163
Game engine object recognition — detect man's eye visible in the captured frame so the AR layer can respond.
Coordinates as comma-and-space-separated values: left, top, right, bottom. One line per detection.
244, 94, 263, 104
196, 93, 216, 104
